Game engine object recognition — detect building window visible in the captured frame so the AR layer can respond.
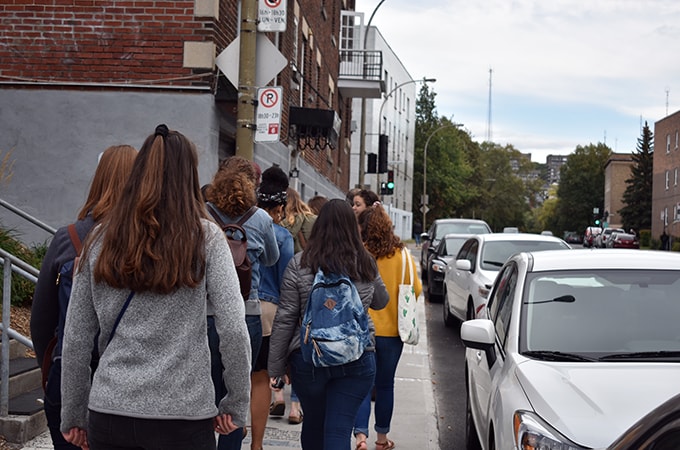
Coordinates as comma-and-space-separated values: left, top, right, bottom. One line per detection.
667, 134, 671, 153
676, 130, 679, 149
665, 207, 669, 226
676, 168, 678, 187
666, 170, 670, 190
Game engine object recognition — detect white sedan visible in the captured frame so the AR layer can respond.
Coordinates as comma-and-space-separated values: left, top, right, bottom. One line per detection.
461, 249, 680, 449
443, 233, 570, 326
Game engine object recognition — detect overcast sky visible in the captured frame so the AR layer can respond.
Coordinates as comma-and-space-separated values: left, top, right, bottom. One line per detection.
355, 0, 680, 162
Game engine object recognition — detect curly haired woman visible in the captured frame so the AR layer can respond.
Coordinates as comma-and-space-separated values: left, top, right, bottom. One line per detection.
205, 156, 279, 450
353, 205, 422, 450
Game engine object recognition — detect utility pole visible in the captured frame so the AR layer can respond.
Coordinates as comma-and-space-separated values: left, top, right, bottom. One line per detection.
236, 0, 258, 160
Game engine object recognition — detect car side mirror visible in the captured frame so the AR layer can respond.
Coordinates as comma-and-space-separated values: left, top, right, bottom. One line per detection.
455, 259, 472, 271
460, 319, 497, 367
420, 232, 430, 241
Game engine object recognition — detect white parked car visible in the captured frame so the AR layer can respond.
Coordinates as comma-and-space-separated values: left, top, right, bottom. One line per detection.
461, 249, 680, 449
442, 233, 570, 326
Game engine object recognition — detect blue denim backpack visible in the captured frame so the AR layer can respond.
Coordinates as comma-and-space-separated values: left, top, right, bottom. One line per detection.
300, 269, 370, 367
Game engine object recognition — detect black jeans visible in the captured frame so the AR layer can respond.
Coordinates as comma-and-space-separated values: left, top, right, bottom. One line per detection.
88, 410, 215, 450
44, 359, 80, 450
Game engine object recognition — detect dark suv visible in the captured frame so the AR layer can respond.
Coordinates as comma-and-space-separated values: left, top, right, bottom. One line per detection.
420, 218, 492, 275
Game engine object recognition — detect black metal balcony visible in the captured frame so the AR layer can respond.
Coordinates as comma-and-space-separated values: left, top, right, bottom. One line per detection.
338, 50, 384, 98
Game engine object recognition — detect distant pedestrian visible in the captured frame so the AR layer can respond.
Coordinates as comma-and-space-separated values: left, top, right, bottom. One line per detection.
60, 125, 251, 449
346, 187, 361, 205
661, 230, 670, 251
352, 189, 380, 218
268, 199, 389, 450
413, 220, 423, 247
284, 188, 316, 253
307, 195, 328, 216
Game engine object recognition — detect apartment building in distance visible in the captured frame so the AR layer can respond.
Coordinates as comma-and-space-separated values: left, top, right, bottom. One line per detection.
603, 153, 634, 229
652, 110, 680, 240
0, 0, 384, 243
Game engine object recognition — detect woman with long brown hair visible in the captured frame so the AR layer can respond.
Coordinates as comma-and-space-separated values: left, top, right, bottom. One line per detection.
283, 187, 316, 253
32, 144, 138, 450
59, 125, 251, 450
269, 199, 389, 450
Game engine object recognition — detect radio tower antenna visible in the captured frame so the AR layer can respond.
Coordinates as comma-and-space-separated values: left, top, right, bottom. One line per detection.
666, 87, 670, 116
486, 67, 493, 142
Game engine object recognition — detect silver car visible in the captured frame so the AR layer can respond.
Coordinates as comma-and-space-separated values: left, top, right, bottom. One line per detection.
443, 233, 570, 326
462, 249, 680, 449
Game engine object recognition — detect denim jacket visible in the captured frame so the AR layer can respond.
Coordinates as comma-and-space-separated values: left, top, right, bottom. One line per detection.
259, 224, 294, 305
207, 203, 279, 315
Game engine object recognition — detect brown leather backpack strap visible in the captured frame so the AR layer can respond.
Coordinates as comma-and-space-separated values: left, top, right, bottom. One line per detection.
67, 223, 82, 254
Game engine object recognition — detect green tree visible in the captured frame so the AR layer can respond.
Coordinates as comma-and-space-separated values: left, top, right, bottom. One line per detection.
475, 142, 531, 231
556, 143, 612, 233
413, 85, 478, 227
619, 122, 653, 232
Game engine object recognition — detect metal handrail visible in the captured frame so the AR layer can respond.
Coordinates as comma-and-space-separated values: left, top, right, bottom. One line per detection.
0, 199, 47, 416
0, 250, 38, 416
0, 198, 57, 235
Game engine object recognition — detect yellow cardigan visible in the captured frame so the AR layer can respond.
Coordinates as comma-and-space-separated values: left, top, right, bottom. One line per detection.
369, 248, 423, 337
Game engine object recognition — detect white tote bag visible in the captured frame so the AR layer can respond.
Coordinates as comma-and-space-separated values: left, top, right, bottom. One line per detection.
398, 248, 419, 345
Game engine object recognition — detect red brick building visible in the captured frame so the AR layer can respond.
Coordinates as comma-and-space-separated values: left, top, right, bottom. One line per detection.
0, 0, 381, 241
653, 110, 680, 241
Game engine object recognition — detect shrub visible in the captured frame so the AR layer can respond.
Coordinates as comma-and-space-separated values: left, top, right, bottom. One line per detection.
0, 226, 43, 307
639, 229, 651, 248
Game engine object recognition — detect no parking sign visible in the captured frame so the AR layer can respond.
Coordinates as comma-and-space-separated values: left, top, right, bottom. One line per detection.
258, 0, 287, 32
255, 86, 282, 143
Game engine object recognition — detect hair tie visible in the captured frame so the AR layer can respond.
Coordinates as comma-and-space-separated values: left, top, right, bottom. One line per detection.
372, 201, 382, 207
155, 124, 169, 138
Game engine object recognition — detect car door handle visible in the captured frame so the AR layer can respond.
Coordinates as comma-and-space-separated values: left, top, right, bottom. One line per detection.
475, 351, 483, 363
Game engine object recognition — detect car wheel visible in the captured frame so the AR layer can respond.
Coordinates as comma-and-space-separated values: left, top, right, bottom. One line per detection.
465, 372, 483, 450
443, 292, 456, 328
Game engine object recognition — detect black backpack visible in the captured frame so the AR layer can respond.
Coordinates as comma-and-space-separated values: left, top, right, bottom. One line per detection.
207, 204, 256, 301
41, 223, 82, 389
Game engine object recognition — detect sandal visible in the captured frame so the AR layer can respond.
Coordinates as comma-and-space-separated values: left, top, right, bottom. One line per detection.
288, 411, 303, 424
375, 439, 395, 450
269, 401, 285, 416
355, 441, 368, 450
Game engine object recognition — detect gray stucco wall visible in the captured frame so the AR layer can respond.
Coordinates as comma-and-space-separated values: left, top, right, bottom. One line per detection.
0, 88, 221, 245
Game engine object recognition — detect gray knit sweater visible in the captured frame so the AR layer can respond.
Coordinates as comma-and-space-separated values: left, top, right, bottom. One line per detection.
60, 220, 251, 432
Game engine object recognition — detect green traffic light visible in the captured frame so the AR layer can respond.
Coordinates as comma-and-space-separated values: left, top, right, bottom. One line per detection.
387, 181, 394, 189
595, 220, 600, 225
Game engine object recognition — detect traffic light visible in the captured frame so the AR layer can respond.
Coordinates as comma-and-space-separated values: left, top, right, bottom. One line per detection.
386, 170, 395, 195
378, 134, 388, 173
594, 214, 601, 226
366, 153, 377, 174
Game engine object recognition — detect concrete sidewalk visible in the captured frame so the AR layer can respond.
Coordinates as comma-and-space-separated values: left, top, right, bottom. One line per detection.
21, 287, 437, 450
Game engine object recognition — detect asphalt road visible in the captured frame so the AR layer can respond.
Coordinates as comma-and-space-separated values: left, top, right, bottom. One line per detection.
411, 246, 468, 449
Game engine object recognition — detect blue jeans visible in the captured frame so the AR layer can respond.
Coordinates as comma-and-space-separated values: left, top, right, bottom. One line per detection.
208, 314, 262, 450
290, 350, 376, 450
88, 410, 215, 450
354, 336, 404, 437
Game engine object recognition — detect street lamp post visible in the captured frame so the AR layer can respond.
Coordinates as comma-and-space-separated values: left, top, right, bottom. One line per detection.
358, 0, 386, 188
377, 77, 436, 138
422, 123, 463, 230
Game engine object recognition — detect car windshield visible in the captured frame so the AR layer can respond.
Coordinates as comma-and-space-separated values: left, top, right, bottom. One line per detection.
436, 223, 490, 238
480, 240, 569, 270
521, 270, 680, 360
444, 237, 468, 256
